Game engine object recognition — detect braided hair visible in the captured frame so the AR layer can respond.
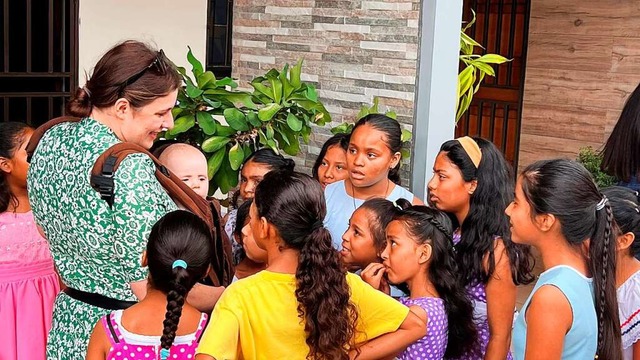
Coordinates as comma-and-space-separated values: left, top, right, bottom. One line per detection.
520, 159, 622, 360
146, 210, 212, 358
602, 186, 640, 259
392, 198, 478, 358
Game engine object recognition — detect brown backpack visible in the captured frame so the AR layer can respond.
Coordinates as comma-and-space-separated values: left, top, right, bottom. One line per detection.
27, 116, 235, 287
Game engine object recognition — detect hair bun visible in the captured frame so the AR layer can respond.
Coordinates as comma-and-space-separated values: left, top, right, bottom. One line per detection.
394, 198, 412, 210
284, 158, 295, 172
66, 86, 92, 117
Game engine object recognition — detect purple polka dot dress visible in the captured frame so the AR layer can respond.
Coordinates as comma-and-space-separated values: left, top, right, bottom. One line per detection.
452, 233, 513, 360
398, 297, 447, 360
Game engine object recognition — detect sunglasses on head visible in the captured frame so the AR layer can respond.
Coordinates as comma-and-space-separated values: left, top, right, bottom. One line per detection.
117, 49, 168, 97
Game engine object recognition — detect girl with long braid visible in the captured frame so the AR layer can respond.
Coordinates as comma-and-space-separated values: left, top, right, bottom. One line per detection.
507, 159, 622, 359
196, 171, 426, 360
86, 210, 212, 360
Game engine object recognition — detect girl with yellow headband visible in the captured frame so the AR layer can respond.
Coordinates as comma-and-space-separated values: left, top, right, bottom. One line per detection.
427, 136, 534, 360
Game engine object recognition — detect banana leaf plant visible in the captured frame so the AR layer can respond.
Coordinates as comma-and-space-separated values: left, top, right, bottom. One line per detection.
165, 47, 331, 194
330, 97, 413, 160
457, 10, 511, 122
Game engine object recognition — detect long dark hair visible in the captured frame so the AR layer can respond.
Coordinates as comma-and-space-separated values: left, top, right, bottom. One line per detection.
233, 199, 252, 240
146, 210, 212, 357
393, 199, 477, 358
521, 159, 622, 360
351, 114, 403, 185
357, 198, 397, 253
0, 122, 31, 213
439, 137, 534, 285
254, 170, 358, 359
67, 40, 181, 117
602, 186, 640, 259
312, 133, 349, 180
601, 83, 640, 182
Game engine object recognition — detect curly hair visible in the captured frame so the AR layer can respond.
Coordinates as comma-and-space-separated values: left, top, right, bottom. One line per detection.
254, 170, 358, 359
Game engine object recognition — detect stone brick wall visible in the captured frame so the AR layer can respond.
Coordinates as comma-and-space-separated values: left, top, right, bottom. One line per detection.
231, 0, 420, 185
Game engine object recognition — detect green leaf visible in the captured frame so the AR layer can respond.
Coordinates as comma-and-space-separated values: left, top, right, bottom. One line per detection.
215, 77, 238, 88
330, 122, 353, 135
215, 123, 236, 137
400, 148, 411, 160
370, 97, 380, 113
171, 107, 183, 119
386, 110, 397, 120
229, 143, 245, 171
301, 124, 311, 144
286, 112, 303, 132
460, 31, 483, 48
270, 76, 283, 104
356, 105, 370, 120
258, 103, 282, 121
401, 129, 413, 143
187, 46, 204, 78
258, 129, 267, 146
266, 139, 278, 154
280, 64, 294, 100
177, 66, 197, 88
165, 115, 195, 137
266, 123, 275, 140
246, 111, 261, 127
196, 111, 217, 135
197, 71, 216, 88
224, 108, 249, 131
476, 54, 511, 64
243, 143, 253, 158
202, 97, 222, 109
186, 82, 204, 98
275, 126, 291, 145
471, 61, 496, 77
306, 84, 318, 102
213, 156, 239, 194
290, 58, 303, 89
251, 81, 275, 101
207, 148, 226, 179
201, 136, 230, 153
203, 89, 258, 109
458, 65, 475, 99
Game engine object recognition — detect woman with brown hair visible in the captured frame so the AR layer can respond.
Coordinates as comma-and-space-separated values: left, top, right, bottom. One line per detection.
27, 40, 220, 359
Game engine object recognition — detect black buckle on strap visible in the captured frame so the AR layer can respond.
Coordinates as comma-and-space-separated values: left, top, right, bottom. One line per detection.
90, 156, 117, 207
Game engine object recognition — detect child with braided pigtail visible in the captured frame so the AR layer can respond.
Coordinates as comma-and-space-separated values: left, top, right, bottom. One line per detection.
602, 186, 640, 359
86, 210, 212, 360
506, 159, 622, 360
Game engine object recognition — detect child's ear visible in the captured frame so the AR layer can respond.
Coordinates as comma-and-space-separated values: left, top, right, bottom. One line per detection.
390, 151, 402, 170
535, 213, 556, 232
0, 157, 12, 174
418, 244, 432, 265
617, 232, 636, 253
141, 251, 148, 267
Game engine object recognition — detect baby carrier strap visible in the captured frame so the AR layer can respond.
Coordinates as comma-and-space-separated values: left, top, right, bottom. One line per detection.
89, 142, 234, 287
25, 116, 82, 162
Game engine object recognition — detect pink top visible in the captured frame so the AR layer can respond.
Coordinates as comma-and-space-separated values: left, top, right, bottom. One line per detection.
102, 310, 208, 360
0, 211, 54, 265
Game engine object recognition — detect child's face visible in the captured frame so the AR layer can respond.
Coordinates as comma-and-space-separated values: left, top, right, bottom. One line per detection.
317, 145, 348, 189
1, 128, 33, 189
240, 160, 272, 200
427, 151, 476, 215
341, 208, 380, 269
346, 124, 400, 188
241, 222, 267, 263
505, 177, 538, 245
380, 220, 427, 285
163, 147, 209, 199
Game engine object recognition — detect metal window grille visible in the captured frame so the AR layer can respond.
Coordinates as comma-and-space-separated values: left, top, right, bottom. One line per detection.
1, 0, 78, 127
206, 0, 233, 78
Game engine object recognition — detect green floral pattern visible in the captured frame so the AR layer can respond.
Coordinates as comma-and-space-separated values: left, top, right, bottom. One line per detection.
27, 118, 177, 359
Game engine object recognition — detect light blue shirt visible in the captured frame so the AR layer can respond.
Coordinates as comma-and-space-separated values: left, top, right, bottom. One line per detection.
324, 180, 416, 249
512, 265, 597, 360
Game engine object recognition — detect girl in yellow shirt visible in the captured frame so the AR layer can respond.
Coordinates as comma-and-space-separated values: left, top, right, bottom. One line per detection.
196, 171, 426, 360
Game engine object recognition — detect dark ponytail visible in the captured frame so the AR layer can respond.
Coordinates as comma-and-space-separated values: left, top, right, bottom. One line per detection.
0, 122, 31, 213
255, 170, 358, 359
352, 114, 403, 185
146, 210, 212, 358
520, 159, 622, 360
392, 205, 478, 358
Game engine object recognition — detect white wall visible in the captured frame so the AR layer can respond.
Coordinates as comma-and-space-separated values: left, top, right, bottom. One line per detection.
78, 0, 208, 85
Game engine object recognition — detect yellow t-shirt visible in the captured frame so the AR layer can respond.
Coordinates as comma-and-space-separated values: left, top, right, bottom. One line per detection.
197, 270, 410, 360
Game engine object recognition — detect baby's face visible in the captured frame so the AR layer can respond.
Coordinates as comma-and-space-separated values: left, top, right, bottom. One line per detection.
164, 151, 209, 199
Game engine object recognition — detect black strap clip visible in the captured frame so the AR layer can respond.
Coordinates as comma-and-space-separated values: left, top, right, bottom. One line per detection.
90, 156, 117, 207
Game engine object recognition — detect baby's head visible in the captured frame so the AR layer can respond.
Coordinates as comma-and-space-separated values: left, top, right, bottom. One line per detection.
159, 143, 209, 199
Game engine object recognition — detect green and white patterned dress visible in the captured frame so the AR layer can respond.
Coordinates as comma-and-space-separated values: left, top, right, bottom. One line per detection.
27, 118, 177, 359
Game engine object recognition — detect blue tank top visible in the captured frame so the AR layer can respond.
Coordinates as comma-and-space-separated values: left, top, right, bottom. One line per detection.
512, 265, 597, 360
323, 180, 416, 249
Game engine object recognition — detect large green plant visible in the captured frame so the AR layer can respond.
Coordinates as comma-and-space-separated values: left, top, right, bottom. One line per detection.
166, 48, 331, 194
576, 146, 617, 188
457, 11, 510, 122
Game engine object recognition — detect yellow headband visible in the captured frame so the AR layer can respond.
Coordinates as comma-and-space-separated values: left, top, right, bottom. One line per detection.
456, 136, 482, 168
